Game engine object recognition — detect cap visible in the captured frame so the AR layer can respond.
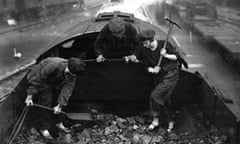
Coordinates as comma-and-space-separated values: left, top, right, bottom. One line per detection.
138, 30, 155, 41
108, 17, 125, 37
68, 57, 86, 75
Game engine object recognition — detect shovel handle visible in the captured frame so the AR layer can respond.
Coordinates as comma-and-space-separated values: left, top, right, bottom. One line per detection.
32, 103, 66, 114
83, 58, 125, 62
32, 103, 94, 121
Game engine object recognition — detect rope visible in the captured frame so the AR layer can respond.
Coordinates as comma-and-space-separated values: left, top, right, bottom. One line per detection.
7, 105, 29, 144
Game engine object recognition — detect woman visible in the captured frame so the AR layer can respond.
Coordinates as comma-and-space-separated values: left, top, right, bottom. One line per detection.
125, 29, 179, 131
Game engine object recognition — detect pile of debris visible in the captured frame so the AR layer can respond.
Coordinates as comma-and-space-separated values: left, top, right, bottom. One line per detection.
11, 108, 229, 144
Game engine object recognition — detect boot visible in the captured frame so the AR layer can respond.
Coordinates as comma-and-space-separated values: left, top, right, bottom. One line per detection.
40, 129, 53, 139
148, 117, 159, 130
56, 122, 71, 133
167, 121, 174, 132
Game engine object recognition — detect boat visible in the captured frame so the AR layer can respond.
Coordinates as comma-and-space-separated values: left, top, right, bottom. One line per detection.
0, 1, 239, 143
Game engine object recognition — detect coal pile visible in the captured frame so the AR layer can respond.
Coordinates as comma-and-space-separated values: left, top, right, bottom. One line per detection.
10, 108, 229, 144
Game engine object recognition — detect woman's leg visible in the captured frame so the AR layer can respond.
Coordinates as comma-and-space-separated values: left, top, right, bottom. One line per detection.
37, 86, 54, 138
149, 71, 178, 129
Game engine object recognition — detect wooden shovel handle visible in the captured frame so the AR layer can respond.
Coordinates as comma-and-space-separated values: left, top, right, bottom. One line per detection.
32, 103, 66, 114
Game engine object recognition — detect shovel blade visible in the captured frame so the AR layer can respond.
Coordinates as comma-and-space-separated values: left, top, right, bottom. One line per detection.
66, 113, 93, 121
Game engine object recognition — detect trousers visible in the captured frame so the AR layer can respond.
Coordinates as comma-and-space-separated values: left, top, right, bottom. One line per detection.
149, 69, 179, 117
32, 85, 65, 131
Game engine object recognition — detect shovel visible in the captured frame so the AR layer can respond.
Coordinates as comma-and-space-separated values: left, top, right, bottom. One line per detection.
33, 103, 93, 121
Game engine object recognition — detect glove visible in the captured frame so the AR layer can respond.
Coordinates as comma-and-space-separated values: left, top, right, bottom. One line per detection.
147, 67, 154, 73
96, 55, 105, 63
152, 66, 161, 74
53, 104, 62, 114
148, 66, 161, 74
160, 48, 167, 56
129, 55, 139, 63
25, 95, 33, 106
124, 55, 139, 63
123, 56, 130, 63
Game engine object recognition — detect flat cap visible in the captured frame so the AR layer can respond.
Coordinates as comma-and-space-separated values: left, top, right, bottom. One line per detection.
68, 57, 86, 75
138, 30, 155, 41
108, 17, 126, 37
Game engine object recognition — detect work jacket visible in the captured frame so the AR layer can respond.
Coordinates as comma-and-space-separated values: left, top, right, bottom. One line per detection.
27, 57, 76, 106
134, 40, 179, 73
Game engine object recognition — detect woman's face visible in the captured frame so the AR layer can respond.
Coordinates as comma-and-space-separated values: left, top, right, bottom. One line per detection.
142, 39, 156, 49
142, 40, 151, 48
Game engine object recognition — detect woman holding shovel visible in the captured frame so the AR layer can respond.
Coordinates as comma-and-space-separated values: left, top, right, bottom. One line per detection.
25, 57, 85, 139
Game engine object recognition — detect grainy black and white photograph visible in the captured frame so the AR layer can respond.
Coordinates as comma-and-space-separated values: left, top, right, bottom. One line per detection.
0, 0, 239, 143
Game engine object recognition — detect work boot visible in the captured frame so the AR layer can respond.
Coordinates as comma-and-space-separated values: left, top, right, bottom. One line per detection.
56, 122, 71, 133
40, 129, 53, 139
167, 121, 174, 132
148, 117, 159, 130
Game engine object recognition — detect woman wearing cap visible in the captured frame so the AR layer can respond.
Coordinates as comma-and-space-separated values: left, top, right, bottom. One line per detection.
93, 17, 138, 62
125, 30, 179, 131
25, 57, 85, 139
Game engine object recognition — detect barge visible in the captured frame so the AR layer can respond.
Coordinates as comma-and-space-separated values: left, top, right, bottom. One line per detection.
0, 1, 239, 143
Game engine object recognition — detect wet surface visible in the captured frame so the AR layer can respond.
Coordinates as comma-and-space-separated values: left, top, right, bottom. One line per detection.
0, 5, 100, 81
